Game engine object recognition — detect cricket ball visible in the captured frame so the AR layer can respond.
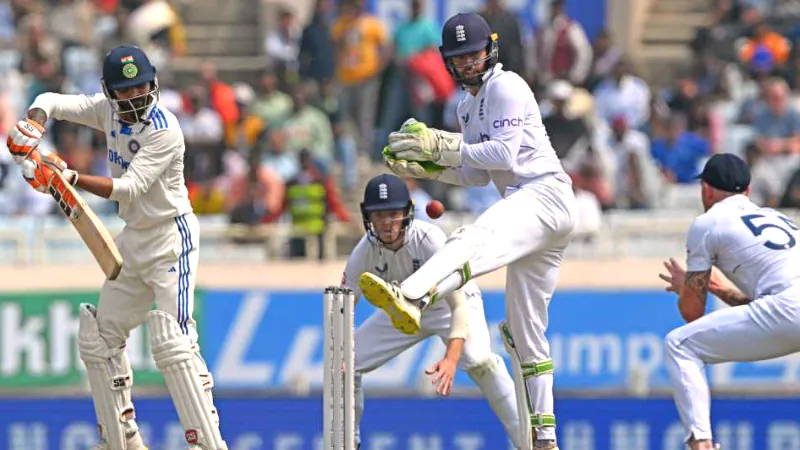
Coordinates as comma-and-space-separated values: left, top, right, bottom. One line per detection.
426, 200, 445, 219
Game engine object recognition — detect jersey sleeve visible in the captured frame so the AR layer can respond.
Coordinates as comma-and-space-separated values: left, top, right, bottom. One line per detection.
460, 74, 528, 170
438, 165, 491, 186
686, 214, 715, 272
109, 128, 183, 203
342, 236, 369, 299
30, 93, 107, 131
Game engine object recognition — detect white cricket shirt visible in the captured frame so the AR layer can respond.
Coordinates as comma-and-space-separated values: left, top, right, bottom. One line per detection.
686, 195, 800, 299
454, 63, 566, 195
30, 93, 193, 229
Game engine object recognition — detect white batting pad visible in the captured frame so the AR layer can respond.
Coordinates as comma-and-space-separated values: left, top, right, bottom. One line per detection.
148, 310, 227, 450
78, 304, 138, 449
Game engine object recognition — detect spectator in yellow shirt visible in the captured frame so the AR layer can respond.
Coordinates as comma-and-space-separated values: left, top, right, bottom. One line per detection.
330, 0, 388, 158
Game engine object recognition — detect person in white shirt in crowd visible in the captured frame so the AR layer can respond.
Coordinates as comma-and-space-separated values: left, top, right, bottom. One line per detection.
593, 58, 651, 129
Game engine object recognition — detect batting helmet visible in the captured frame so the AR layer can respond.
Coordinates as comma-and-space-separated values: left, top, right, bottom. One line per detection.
101, 45, 160, 124
439, 13, 499, 89
360, 173, 415, 240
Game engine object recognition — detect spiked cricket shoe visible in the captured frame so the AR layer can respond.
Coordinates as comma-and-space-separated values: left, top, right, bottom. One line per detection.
359, 272, 421, 335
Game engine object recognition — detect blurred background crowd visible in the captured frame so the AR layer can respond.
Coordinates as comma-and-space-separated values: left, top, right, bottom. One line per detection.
2, 0, 800, 258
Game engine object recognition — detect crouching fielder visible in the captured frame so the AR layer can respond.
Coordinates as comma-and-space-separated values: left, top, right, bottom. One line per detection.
5, 46, 226, 449
659, 154, 800, 450
344, 174, 523, 449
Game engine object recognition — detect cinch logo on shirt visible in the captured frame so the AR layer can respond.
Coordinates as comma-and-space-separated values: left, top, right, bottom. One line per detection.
493, 117, 524, 128
108, 149, 130, 171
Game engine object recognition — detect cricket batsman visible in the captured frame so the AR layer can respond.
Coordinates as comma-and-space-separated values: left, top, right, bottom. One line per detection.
359, 13, 577, 450
5, 45, 227, 449
344, 173, 523, 449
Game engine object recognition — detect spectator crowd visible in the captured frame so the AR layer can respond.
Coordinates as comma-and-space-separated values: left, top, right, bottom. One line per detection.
4, 0, 800, 253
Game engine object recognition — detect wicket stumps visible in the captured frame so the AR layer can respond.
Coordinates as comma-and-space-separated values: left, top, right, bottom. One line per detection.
323, 287, 356, 449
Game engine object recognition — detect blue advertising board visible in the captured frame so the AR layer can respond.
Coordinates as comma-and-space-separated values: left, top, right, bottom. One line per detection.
3, 397, 800, 450
200, 289, 800, 392
366, 0, 607, 42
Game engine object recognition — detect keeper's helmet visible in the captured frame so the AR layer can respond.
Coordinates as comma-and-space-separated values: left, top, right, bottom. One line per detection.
360, 174, 414, 245
439, 13, 499, 89
101, 45, 160, 124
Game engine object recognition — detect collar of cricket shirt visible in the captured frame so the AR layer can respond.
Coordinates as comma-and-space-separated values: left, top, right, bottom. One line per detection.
482, 62, 503, 84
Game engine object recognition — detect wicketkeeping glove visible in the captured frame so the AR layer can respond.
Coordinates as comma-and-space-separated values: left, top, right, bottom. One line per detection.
383, 147, 444, 180
387, 119, 463, 167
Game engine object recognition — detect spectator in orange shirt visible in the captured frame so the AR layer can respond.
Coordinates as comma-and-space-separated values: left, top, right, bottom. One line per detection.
739, 21, 790, 69
199, 61, 241, 143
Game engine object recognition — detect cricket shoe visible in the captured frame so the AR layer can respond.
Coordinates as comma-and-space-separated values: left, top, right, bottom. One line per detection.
359, 272, 421, 335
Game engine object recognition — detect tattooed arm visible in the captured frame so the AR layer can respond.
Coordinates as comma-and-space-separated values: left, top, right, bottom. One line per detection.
679, 270, 710, 323
707, 269, 752, 307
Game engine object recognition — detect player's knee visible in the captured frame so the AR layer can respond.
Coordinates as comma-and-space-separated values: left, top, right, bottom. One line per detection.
466, 353, 502, 380
664, 328, 688, 359
84, 304, 129, 349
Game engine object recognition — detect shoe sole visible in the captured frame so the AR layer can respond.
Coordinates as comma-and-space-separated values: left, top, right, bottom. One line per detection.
358, 273, 420, 335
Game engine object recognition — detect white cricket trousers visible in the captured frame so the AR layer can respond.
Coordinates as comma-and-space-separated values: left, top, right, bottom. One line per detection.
354, 293, 521, 447
665, 286, 800, 442
462, 175, 575, 442
469, 176, 576, 365
96, 213, 200, 348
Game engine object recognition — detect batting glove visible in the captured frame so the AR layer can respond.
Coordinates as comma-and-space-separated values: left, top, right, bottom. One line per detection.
7, 118, 45, 162
20, 149, 76, 193
387, 119, 463, 167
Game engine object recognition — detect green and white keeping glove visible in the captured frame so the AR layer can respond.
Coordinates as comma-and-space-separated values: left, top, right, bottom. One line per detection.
387, 118, 463, 167
383, 147, 444, 180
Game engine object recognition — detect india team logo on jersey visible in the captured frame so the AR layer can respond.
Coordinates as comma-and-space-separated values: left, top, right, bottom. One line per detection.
128, 139, 140, 154
412, 259, 421, 272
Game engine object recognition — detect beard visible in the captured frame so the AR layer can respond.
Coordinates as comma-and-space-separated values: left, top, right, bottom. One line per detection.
119, 96, 149, 122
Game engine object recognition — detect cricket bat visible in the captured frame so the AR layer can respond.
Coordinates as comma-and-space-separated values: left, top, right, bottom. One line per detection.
48, 170, 123, 280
